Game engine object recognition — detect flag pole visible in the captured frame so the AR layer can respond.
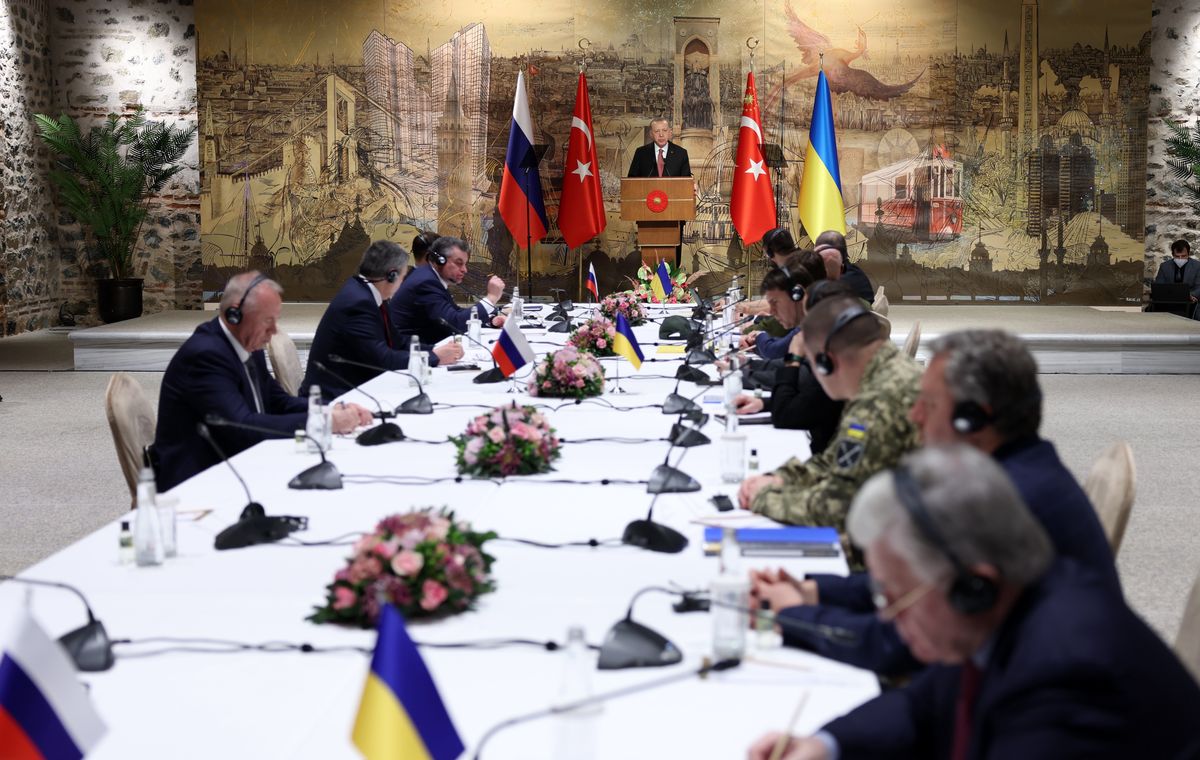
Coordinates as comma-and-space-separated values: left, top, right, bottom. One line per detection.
576, 39, 591, 304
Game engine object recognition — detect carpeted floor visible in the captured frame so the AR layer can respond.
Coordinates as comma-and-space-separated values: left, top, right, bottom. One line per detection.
0, 360, 1197, 645
0, 329, 75, 371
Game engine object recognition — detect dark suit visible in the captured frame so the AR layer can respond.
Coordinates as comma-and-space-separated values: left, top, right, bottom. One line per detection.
843, 263, 875, 303
303, 277, 432, 402
779, 437, 1118, 675
822, 560, 1200, 759
627, 141, 691, 178
154, 318, 308, 492
766, 359, 845, 455
628, 142, 691, 267
1155, 258, 1200, 299
388, 263, 492, 346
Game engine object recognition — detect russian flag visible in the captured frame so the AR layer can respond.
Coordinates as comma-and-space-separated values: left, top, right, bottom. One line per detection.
491, 318, 536, 377
498, 71, 549, 249
0, 611, 106, 760
586, 262, 599, 300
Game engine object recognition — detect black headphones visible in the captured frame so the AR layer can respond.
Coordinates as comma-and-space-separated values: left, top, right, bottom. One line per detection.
813, 304, 874, 376
892, 465, 999, 615
364, 269, 400, 284
951, 400, 993, 434
778, 265, 807, 303
224, 274, 269, 326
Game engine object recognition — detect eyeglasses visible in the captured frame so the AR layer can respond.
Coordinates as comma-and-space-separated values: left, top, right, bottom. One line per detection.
870, 577, 935, 622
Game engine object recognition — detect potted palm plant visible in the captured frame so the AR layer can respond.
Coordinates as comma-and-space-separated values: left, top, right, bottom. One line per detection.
35, 110, 196, 323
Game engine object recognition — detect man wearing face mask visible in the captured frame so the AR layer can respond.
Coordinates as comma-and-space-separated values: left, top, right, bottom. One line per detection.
1154, 238, 1200, 317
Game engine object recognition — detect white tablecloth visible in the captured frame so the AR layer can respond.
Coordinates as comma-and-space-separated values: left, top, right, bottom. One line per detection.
1, 313, 879, 759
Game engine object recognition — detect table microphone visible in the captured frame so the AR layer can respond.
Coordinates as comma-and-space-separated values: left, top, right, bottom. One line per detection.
624, 442, 700, 554
470, 658, 741, 759
312, 360, 404, 445
195, 421, 309, 550
327, 354, 431, 415
686, 314, 754, 365
436, 317, 505, 384
202, 415, 342, 490
0, 575, 114, 672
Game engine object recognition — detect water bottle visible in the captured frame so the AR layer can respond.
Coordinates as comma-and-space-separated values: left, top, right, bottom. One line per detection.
118, 520, 134, 565
511, 286, 524, 323
723, 355, 743, 408
711, 528, 749, 659
704, 313, 715, 352
552, 625, 600, 760
306, 385, 326, 454
755, 598, 783, 650
157, 492, 177, 559
133, 467, 164, 567
466, 312, 482, 344
720, 408, 747, 484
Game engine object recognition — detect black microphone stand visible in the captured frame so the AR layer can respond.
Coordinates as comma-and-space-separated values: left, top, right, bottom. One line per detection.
313, 360, 404, 446
202, 415, 342, 490
0, 575, 114, 672
327, 354, 432, 415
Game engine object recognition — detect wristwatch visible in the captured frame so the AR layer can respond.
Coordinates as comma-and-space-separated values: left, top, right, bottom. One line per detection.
785, 352, 805, 365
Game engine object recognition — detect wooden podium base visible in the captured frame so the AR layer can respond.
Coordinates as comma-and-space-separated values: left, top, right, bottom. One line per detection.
640, 246, 676, 267
638, 221, 681, 267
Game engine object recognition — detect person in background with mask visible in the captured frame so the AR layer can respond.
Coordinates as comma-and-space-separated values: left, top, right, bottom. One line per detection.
1154, 238, 1200, 316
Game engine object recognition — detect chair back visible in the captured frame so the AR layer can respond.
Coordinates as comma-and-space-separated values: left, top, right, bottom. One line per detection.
872, 286, 889, 316
268, 331, 303, 396
903, 320, 922, 358
104, 373, 156, 507
1177, 568, 1200, 685
1082, 441, 1137, 556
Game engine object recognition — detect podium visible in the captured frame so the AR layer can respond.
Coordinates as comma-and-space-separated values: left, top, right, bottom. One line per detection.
620, 177, 696, 267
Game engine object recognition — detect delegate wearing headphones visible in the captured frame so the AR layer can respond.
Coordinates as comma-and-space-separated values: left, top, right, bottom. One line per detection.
738, 294, 923, 550
748, 444, 1200, 760
303, 240, 466, 402
153, 271, 372, 491
756, 328, 1118, 678
389, 235, 508, 346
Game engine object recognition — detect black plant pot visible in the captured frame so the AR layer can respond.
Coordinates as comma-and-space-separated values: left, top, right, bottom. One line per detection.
97, 278, 144, 323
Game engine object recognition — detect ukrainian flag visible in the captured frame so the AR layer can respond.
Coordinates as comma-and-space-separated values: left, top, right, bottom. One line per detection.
613, 313, 644, 370
649, 261, 673, 302
798, 70, 846, 236
352, 605, 464, 760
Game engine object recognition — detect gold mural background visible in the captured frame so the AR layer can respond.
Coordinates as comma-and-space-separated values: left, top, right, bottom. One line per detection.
197, 0, 1150, 304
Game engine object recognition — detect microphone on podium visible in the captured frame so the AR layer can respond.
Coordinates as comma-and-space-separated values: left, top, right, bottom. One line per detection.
470, 658, 741, 759
313, 360, 405, 446
327, 354, 432, 415
436, 317, 505, 384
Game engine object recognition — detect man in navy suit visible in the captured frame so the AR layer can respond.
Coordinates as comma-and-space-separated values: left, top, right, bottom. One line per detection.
153, 272, 371, 492
754, 330, 1118, 675
814, 230, 874, 303
389, 236, 506, 346
1153, 238, 1200, 317
627, 118, 691, 267
749, 446, 1200, 760
304, 240, 464, 401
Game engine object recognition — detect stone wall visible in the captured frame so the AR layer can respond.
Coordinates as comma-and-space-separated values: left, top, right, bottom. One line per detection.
0, 0, 59, 336
47, 0, 199, 325
1146, 2, 1200, 291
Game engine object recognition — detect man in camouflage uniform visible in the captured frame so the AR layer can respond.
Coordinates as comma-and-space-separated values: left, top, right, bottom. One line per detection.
737, 294, 921, 535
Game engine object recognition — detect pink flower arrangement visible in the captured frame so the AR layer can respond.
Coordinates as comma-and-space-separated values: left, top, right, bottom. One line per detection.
451, 402, 562, 477
568, 316, 618, 357
527, 344, 605, 400
309, 508, 497, 628
598, 291, 648, 326
632, 263, 696, 305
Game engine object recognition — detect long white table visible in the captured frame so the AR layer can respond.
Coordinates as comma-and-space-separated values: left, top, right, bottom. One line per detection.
2, 311, 879, 758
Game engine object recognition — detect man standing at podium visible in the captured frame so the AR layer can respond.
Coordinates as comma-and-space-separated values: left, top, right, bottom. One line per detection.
628, 118, 691, 267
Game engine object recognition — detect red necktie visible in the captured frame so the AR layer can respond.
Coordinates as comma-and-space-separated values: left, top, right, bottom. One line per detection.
379, 303, 394, 348
950, 661, 982, 760
656, 147, 664, 177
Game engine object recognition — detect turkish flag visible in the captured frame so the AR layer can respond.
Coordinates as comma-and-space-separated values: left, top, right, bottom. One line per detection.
731, 71, 776, 245
558, 73, 606, 249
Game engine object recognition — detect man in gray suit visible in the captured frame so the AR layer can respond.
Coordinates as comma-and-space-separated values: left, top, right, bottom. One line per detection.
1154, 238, 1200, 317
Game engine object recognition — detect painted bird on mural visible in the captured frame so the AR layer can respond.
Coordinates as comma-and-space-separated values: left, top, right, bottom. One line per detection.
764, 1, 925, 114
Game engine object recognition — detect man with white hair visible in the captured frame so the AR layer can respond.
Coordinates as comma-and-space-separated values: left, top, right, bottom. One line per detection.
748, 446, 1200, 760
153, 271, 371, 491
